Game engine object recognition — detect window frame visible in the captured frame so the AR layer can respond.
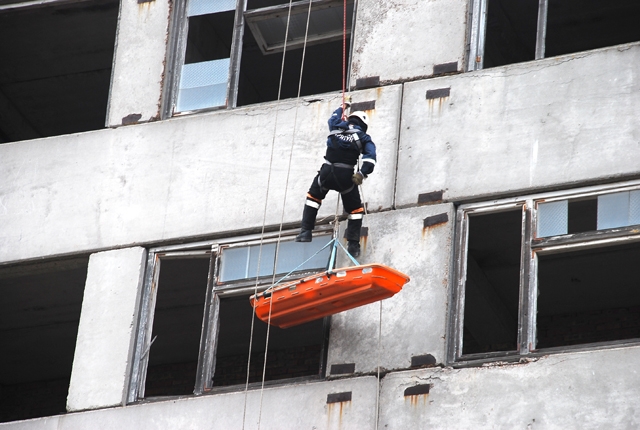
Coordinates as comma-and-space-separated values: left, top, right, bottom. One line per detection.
465, 0, 550, 71
127, 227, 333, 403
161, 0, 356, 118
448, 179, 640, 366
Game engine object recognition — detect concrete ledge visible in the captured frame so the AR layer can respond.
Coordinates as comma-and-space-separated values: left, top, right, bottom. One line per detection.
3, 377, 377, 430
379, 344, 640, 429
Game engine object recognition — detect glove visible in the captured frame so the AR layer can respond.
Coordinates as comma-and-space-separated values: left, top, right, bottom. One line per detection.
352, 172, 364, 186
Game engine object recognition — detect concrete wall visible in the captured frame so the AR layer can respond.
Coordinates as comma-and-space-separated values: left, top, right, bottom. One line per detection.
1, 377, 377, 430
396, 42, 640, 206
106, 0, 170, 127
351, 0, 468, 84
329, 204, 454, 373
379, 346, 640, 429
0, 86, 402, 265
67, 247, 147, 411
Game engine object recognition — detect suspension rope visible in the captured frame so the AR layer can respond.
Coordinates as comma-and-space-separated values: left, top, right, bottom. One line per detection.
341, 0, 347, 118
241, 1, 316, 429
375, 300, 382, 430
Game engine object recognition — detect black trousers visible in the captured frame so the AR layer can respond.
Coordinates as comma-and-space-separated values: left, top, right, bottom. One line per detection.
301, 164, 363, 242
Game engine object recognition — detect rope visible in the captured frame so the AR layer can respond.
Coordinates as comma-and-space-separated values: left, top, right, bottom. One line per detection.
341, 0, 347, 118
375, 300, 382, 430
241, 1, 315, 429
242, 0, 352, 426
240, 0, 297, 426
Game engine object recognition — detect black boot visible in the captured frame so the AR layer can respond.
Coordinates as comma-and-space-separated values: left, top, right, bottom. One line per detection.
347, 240, 361, 258
295, 229, 312, 242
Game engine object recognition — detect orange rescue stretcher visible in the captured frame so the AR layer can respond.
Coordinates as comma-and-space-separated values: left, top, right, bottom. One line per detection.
250, 263, 410, 329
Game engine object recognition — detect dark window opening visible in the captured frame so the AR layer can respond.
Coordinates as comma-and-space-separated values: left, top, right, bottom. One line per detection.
237, 0, 352, 106
462, 209, 522, 355
483, 0, 538, 68
480, 0, 640, 69
567, 197, 597, 234
0, 0, 119, 144
0, 257, 88, 423
237, 38, 348, 106
546, 0, 640, 58
170, 0, 352, 113
213, 295, 325, 387
144, 258, 210, 397
185, 11, 235, 64
536, 241, 640, 349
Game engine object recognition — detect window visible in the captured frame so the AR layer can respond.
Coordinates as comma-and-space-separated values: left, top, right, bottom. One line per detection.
449, 180, 640, 364
161, 0, 353, 117
0, 0, 119, 143
467, 0, 640, 70
128, 229, 333, 401
0, 257, 88, 423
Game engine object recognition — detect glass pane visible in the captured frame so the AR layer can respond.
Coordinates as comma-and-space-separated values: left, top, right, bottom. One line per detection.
597, 191, 630, 230
219, 237, 331, 282
187, 0, 235, 17
220, 247, 250, 281
246, 242, 277, 279
537, 200, 568, 237
176, 59, 229, 111
629, 190, 640, 226
275, 235, 331, 276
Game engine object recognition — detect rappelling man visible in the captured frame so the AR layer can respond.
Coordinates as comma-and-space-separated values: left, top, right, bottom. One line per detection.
295, 103, 377, 258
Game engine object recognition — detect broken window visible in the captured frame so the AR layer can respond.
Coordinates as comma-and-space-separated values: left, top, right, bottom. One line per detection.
0, 257, 88, 423
128, 230, 332, 401
467, 0, 640, 70
450, 180, 640, 363
162, 0, 353, 117
0, 0, 119, 143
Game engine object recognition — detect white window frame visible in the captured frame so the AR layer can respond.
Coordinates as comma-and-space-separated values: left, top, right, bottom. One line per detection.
448, 179, 640, 366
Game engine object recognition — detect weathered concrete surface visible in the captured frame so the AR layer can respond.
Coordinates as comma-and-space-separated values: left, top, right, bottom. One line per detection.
351, 0, 467, 85
379, 345, 640, 429
2, 377, 377, 430
396, 42, 640, 207
106, 0, 169, 127
67, 247, 147, 411
329, 204, 454, 374
0, 86, 401, 264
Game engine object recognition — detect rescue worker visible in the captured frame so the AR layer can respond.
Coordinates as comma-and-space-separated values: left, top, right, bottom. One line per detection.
295, 104, 377, 258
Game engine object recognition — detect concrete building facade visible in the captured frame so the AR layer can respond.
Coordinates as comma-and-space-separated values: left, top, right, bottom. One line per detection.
1, 0, 640, 427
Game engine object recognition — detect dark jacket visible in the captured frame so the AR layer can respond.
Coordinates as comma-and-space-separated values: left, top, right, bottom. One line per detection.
325, 107, 377, 176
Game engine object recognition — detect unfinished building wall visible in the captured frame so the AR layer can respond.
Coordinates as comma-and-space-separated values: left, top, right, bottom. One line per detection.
3, 0, 640, 427
0, 86, 401, 265
350, 0, 468, 85
396, 42, 640, 206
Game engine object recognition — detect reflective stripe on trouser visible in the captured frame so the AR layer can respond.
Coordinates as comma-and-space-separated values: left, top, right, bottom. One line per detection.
346, 208, 364, 242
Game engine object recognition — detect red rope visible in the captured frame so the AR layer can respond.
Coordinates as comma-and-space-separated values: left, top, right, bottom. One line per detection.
341, 0, 347, 119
